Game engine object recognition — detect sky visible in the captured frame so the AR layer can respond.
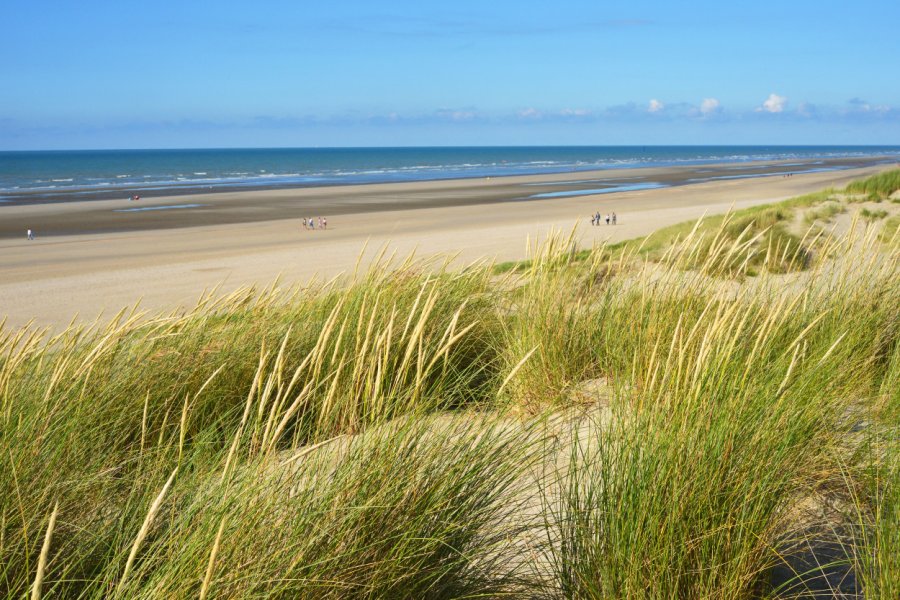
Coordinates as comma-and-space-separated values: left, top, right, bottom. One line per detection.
1, 0, 899, 149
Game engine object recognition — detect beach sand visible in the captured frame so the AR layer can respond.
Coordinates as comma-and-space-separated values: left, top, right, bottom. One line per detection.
0, 161, 892, 330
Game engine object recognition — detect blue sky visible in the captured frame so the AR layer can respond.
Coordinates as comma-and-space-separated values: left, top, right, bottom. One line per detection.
2, 0, 898, 149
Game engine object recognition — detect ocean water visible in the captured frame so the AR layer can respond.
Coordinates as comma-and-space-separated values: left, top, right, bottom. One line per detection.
1, 146, 898, 200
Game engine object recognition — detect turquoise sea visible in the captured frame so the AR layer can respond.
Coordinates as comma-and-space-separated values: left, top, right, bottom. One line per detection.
1, 146, 898, 202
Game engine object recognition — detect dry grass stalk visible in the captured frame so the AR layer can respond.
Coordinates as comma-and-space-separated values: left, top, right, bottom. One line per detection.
31, 501, 58, 600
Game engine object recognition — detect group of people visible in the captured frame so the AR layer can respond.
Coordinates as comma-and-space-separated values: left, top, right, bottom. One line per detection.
591, 211, 617, 226
302, 217, 327, 230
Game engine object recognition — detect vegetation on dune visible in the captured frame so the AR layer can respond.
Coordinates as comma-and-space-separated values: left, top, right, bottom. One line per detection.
1, 170, 899, 598
882, 215, 900, 246
861, 207, 889, 221
110, 418, 542, 599
547, 230, 898, 599
633, 189, 834, 264
1, 257, 507, 598
497, 234, 612, 409
804, 199, 846, 225
845, 168, 900, 201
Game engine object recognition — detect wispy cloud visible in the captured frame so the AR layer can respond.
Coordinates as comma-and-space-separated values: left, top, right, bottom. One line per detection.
237, 97, 896, 127
517, 107, 543, 119
846, 97, 891, 114
5, 98, 900, 150
700, 98, 721, 115
434, 108, 478, 121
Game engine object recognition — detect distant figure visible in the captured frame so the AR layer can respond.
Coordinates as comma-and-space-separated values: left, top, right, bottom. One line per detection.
309, 217, 315, 230
322, 217, 327, 229
27, 229, 35, 240
612, 212, 617, 225
605, 214, 610, 225
590, 214, 596, 226
595, 211, 601, 226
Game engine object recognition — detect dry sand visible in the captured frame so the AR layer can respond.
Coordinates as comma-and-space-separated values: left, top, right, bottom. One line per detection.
0, 162, 891, 331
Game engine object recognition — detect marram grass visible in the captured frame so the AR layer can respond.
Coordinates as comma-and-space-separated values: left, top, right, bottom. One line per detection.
1, 170, 898, 598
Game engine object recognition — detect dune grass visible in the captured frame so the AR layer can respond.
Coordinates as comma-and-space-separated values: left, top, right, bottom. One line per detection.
845, 168, 900, 201
881, 215, 900, 247
804, 200, 846, 225
845, 333, 900, 600
1, 172, 898, 598
0, 257, 509, 597
544, 227, 898, 598
108, 417, 543, 599
861, 207, 890, 221
849, 428, 900, 600
496, 233, 614, 409
634, 189, 834, 261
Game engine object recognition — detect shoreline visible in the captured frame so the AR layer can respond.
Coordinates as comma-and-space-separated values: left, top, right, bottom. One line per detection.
0, 161, 893, 330
0, 156, 894, 241
3, 151, 897, 206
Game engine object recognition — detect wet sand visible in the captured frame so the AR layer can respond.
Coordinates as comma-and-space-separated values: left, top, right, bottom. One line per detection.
0, 160, 893, 330
0, 156, 890, 239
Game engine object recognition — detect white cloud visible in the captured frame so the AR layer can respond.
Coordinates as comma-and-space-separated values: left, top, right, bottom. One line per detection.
843, 98, 897, 116
517, 107, 543, 119
435, 108, 477, 121
759, 93, 787, 113
648, 99, 664, 113
700, 98, 720, 115
561, 108, 591, 117
846, 98, 890, 114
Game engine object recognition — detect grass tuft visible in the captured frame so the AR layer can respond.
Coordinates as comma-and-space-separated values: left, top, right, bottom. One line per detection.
1, 172, 898, 597
845, 168, 900, 200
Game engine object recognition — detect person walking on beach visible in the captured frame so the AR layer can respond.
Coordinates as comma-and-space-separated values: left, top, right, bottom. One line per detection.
27, 229, 34, 240
605, 214, 610, 225
322, 217, 327, 230
612, 212, 617, 225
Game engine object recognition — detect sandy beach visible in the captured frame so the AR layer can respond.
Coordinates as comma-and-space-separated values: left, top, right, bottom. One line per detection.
0, 161, 892, 330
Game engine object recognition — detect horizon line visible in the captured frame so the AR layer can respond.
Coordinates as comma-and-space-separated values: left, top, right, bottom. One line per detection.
4, 143, 900, 153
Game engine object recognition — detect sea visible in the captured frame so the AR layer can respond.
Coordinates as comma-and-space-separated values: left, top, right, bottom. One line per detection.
1, 146, 898, 202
